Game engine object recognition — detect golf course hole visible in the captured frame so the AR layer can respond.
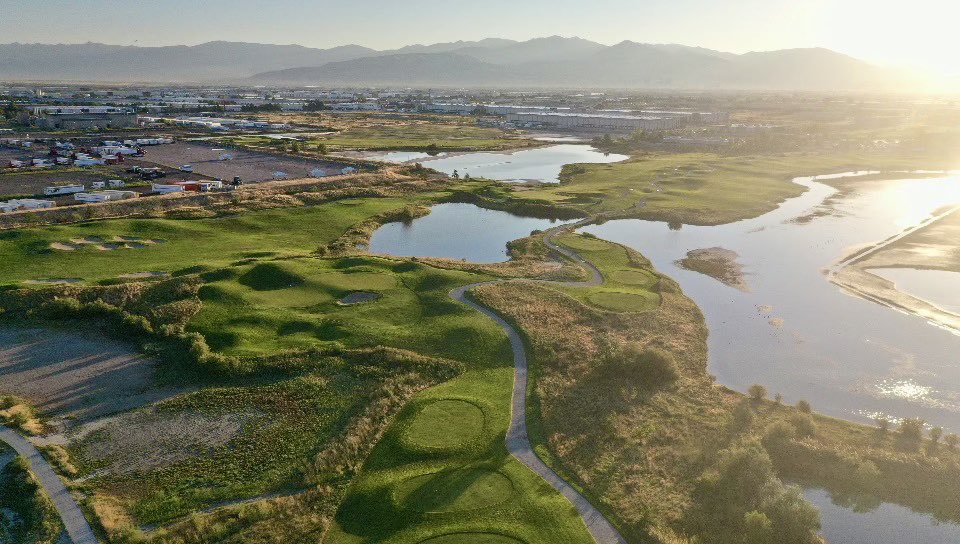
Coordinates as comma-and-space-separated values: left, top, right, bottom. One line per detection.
401, 399, 486, 451
337, 291, 381, 305
420, 533, 525, 544
393, 468, 514, 514
608, 269, 655, 286
587, 290, 659, 312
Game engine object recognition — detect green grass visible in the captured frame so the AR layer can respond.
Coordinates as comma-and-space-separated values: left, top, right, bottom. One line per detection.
326, 370, 593, 544
0, 197, 409, 284
553, 234, 661, 313
0, 455, 64, 544
187, 256, 512, 367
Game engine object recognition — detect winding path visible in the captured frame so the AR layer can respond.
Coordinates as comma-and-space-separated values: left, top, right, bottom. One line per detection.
0, 426, 98, 544
450, 222, 626, 544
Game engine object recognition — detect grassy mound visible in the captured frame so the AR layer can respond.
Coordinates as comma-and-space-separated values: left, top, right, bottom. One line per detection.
588, 291, 661, 312
401, 399, 486, 451
608, 269, 657, 287
238, 263, 305, 291
393, 468, 514, 513
420, 533, 524, 544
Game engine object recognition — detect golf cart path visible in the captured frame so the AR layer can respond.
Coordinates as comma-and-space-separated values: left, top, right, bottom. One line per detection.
0, 426, 98, 544
450, 221, 625, 544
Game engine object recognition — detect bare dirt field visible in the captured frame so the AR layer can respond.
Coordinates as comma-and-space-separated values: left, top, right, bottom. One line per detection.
0, 327, 183, 425
137, 141, 351, 183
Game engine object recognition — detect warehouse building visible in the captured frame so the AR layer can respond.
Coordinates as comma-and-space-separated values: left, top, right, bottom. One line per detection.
505, 112, 684, 132
33, 106, 138, 130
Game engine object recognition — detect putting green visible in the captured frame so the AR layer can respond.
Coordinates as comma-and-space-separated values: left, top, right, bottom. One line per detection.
554, 235, 609, 252
402, 399, 486, 451
587, 291, 659, 312
393, 468, 514, 513
420, 534, 524, 544
608, 269, 656, 286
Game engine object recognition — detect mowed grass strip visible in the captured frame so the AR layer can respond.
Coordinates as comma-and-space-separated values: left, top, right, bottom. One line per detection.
326, 370, 593, 544
552, 233, 661, 313
187, 256, 513, 368
0, 197, 408, 285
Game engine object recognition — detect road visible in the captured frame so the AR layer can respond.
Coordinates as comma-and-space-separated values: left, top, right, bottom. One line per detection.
450, 221, 626, 544
0, 426, 99, 544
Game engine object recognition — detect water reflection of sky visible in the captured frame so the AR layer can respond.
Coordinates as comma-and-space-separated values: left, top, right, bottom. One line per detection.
583, 173, 960, 431
413, 144, 628, 183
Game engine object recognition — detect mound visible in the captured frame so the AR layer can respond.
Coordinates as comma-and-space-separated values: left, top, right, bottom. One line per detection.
420, 534, 524, 544
402, 399, 485, 450
393, 468, 514, 513
608, 269, 656, 286
587, 291, 659, 312
238, 263, 305, 291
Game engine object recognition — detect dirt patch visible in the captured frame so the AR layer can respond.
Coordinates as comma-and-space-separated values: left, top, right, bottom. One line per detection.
0, 327, 183, 424
49, 242, 77, 251
676, 247, 749, 291
75, 407, 259, 475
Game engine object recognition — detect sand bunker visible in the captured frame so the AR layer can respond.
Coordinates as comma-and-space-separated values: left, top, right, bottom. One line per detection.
51, 235, 166, 252
118, 271, 170, 280
338, 291, 381, 305
23, 278, 82, 285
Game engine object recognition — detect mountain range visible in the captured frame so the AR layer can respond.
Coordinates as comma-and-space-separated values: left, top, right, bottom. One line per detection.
0, 36, 902, 91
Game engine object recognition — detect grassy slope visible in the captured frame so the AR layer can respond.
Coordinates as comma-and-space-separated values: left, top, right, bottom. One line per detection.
0, 198, 407, 284
188, 257, 513, 368
326, 369, 593, 544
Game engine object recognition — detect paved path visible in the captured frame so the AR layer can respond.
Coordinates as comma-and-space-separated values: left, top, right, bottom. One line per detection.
0, 426, 98, 544
450, 222, 626, 544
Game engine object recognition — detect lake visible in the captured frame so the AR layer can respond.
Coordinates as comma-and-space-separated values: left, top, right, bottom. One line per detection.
368, 202, 576, 263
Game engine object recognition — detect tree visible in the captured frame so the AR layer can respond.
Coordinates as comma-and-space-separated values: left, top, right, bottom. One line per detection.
796, 400, 812, 414
789, 413, 816, 438
743, 511, 774, 544
774, 393, 783, 405
451, 169, 460, 180
315, 143, 327, 155
749, 384, 767, 402
875, 417, 891, 434
304, 100, 326, 111
945, 434, 959, 451
930, 426, 943, 444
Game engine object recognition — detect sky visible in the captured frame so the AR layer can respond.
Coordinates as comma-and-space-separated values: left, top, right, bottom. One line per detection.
2, 0, 957, 79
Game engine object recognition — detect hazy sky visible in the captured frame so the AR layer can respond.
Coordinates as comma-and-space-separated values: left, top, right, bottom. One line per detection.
2, 0, 957, 77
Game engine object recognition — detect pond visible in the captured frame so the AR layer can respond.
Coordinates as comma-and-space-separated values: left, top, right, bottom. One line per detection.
805, 488, 960, 544
368, 203, 576, 263
581, 172, 960, 431
364, 150, 447, 163
413, 144, 627, 183
872, 268, 960, 315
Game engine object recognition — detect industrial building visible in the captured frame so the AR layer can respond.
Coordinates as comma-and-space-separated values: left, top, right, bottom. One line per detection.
505, 111, 684, 132
33, 106, 138, 130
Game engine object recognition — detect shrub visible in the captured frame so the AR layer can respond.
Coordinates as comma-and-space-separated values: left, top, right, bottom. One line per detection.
875, 417, 891, 433
796, 400, 812, 414
898, 418, 925, 446
789, 413, 817, 438
946, 434, 959, 451
774, 393, 783, 405
930, 427, 943, 444
748, 384, 767, 402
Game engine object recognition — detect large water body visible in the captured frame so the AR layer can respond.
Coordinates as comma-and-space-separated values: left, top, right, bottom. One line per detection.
370, 144, 628, 183
872, 268, 960, 316
805, 488, 960, 544
582, 172, 960, 431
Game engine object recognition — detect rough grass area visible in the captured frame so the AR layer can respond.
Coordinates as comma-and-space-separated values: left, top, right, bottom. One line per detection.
0, 197, 411, 285
226, 112, 536, 152
187, 256, 512, 367
0, 455, 64, 544
326, 370, 593, 544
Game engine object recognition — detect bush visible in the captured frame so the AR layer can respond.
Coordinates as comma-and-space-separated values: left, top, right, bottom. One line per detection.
606, 345, 679, 387
898, 418, 925, 446
946, 434, 959, 451
789, 413, 817, 438
796, 400, 812, 414
748, 384, 767, 402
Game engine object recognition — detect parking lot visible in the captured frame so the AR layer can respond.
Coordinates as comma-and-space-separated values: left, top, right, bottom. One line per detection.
136, 141, 353, 183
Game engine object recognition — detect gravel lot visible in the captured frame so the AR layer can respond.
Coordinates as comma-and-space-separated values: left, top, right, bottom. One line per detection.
0, 327, 183, 424
137, 141, 351, 183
